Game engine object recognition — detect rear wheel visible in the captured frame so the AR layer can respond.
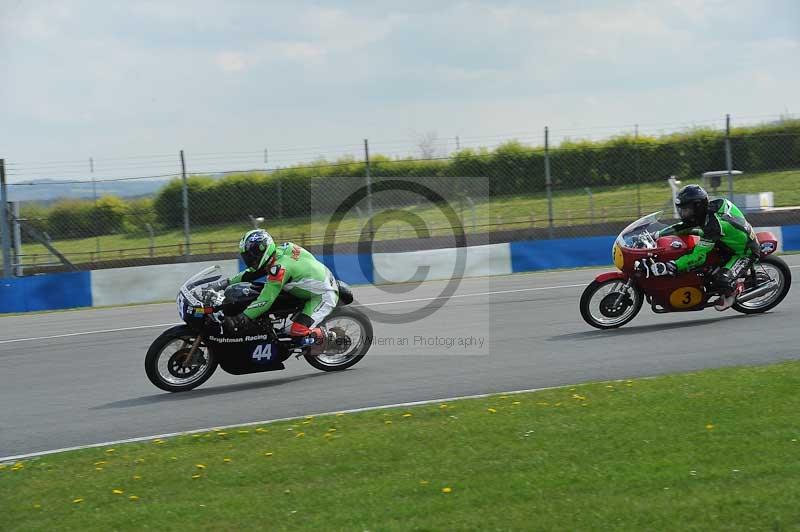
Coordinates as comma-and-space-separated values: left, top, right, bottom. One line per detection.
732, 255, 792, 314
580, 278, 643, 329
145, 326, 217, 392
304, 307, 372, 371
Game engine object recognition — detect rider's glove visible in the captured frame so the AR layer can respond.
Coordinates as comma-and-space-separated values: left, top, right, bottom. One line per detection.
650, 260, 677, 277
223, 313, 253, 335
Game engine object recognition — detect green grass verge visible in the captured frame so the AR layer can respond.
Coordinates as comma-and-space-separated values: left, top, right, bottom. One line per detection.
4, 361, 800, 531
17, 168, 800, 266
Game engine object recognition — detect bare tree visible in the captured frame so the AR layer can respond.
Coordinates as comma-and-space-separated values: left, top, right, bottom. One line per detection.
417, 131, 439, 159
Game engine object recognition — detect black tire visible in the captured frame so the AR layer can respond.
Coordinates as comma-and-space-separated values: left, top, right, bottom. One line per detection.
145, 325, 218, 392
580, 279, 644, 330
732, 255, 792, 314
304, 307, 373, 371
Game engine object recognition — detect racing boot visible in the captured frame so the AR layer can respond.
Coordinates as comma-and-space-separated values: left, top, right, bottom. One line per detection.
715, 280, 744, 311
289, 322, 331, 356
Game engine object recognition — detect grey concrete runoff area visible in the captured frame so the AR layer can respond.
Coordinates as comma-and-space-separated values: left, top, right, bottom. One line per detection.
1, 257, 799, 459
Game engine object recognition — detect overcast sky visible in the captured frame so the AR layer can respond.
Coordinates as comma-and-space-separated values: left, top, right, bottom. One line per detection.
1, 0, 798, 181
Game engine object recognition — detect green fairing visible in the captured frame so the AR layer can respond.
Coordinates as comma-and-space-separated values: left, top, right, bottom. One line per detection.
658, 199, 757, 272
229, 242, 338, 320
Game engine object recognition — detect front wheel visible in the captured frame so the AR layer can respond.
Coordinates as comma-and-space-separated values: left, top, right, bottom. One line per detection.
304, 307, 373, 371
733, 255, 792, 314
580, 278, 644, 330
145, 325, 218, 392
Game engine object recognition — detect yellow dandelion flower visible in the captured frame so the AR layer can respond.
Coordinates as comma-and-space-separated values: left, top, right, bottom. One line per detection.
302, 420, 312, 425
305, 416, 314, 420
487, 408, 497, 413
223, 458, 232, 463
264, 452, 274, 457
336, 413, 345, 417
442, 487, 453, 494
256, 428, 268, 433
499, 395, 509, 399
153, 439, 165, 445
327, 428, 337, 433
238, 430, 250, 434
605, 385, 615, 389
572, 394, 586, 401
95, 467, 104, 472
295, 432, 305, 438
128, 495, 139, 501
112, 489, 124, 495
706, 423, 715, 430
419, 480, 429, 485
105, 448, 115, 453
133, 475, 141, 480
324, 433, 333, 438
439, 404, 448, 409
192, 474, 201, 479
512, 401, 521, 405
196, 464, 206, 469
216, 432, 227, 436
402, 413, 412, 418
94, 461, 107, 466
192, 434, 201, 438
385, 420, 393, 425
72, 498, 84, 504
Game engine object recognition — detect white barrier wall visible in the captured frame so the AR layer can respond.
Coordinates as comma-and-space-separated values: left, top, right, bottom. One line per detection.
91, 259, 240, 307
372, 243, 512, 284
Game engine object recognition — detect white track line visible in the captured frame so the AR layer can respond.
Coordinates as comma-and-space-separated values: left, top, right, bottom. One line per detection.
0, 283, 585, 344
1, 385, 569, 462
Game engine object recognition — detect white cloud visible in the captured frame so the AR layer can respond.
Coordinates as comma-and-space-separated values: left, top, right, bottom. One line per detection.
214, 51, 249, 72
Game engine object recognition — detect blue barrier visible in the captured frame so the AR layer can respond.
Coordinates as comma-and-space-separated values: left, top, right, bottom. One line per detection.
782, 225, 800, 252
510, 236, 616, 273
0, 271, 92, 313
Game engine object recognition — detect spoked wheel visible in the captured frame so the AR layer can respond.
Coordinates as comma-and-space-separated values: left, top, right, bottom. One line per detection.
304, 307, 373, 371
733, 256, 792, 314
145, 326, 218, 392
580, 278, 644, 329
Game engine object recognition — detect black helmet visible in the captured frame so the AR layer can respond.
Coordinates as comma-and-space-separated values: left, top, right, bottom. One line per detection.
238, 229, 276, 271
675, 184, 709, 224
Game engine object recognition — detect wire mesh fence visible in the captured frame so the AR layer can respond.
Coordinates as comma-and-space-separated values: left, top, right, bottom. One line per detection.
1, 115, 799, 276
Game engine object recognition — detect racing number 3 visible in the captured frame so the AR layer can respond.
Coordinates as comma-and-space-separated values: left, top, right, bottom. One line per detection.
669, 287, 704, 309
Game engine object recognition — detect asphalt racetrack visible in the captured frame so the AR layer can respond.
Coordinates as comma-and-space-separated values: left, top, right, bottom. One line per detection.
2, 257, 799, 459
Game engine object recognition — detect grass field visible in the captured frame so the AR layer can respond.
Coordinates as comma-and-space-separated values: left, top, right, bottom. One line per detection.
3, 361, 800, 531
16, 168, 800, 266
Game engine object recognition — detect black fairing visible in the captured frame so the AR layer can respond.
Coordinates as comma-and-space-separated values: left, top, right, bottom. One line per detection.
221, 282, 306, 317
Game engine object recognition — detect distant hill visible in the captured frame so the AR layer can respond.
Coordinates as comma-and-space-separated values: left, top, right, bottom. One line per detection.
6, 174, 229, 203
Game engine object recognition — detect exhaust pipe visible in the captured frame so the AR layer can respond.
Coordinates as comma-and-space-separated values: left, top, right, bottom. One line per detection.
736, 279, 779, 303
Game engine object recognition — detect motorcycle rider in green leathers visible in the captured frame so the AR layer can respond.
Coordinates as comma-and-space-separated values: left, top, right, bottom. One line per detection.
642, 184, 759, 310
214, 230, 339, 344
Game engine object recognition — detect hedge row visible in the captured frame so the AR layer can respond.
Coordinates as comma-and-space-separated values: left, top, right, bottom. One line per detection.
23, 120, 800, 237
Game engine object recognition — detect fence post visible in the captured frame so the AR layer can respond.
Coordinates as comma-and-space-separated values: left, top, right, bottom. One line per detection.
724, 114, 734, 201
180, 149, 191, 255
0, 159, 12, 278
364, 139, 374, 236
544, 127, 554, 238
11, 202, 22, 276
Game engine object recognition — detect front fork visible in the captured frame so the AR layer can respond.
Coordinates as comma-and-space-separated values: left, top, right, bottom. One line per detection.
612, 278, 634, 308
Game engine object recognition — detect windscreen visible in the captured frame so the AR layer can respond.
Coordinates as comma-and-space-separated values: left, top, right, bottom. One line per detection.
616, 211, 670, 250
179, 265, 223, 306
